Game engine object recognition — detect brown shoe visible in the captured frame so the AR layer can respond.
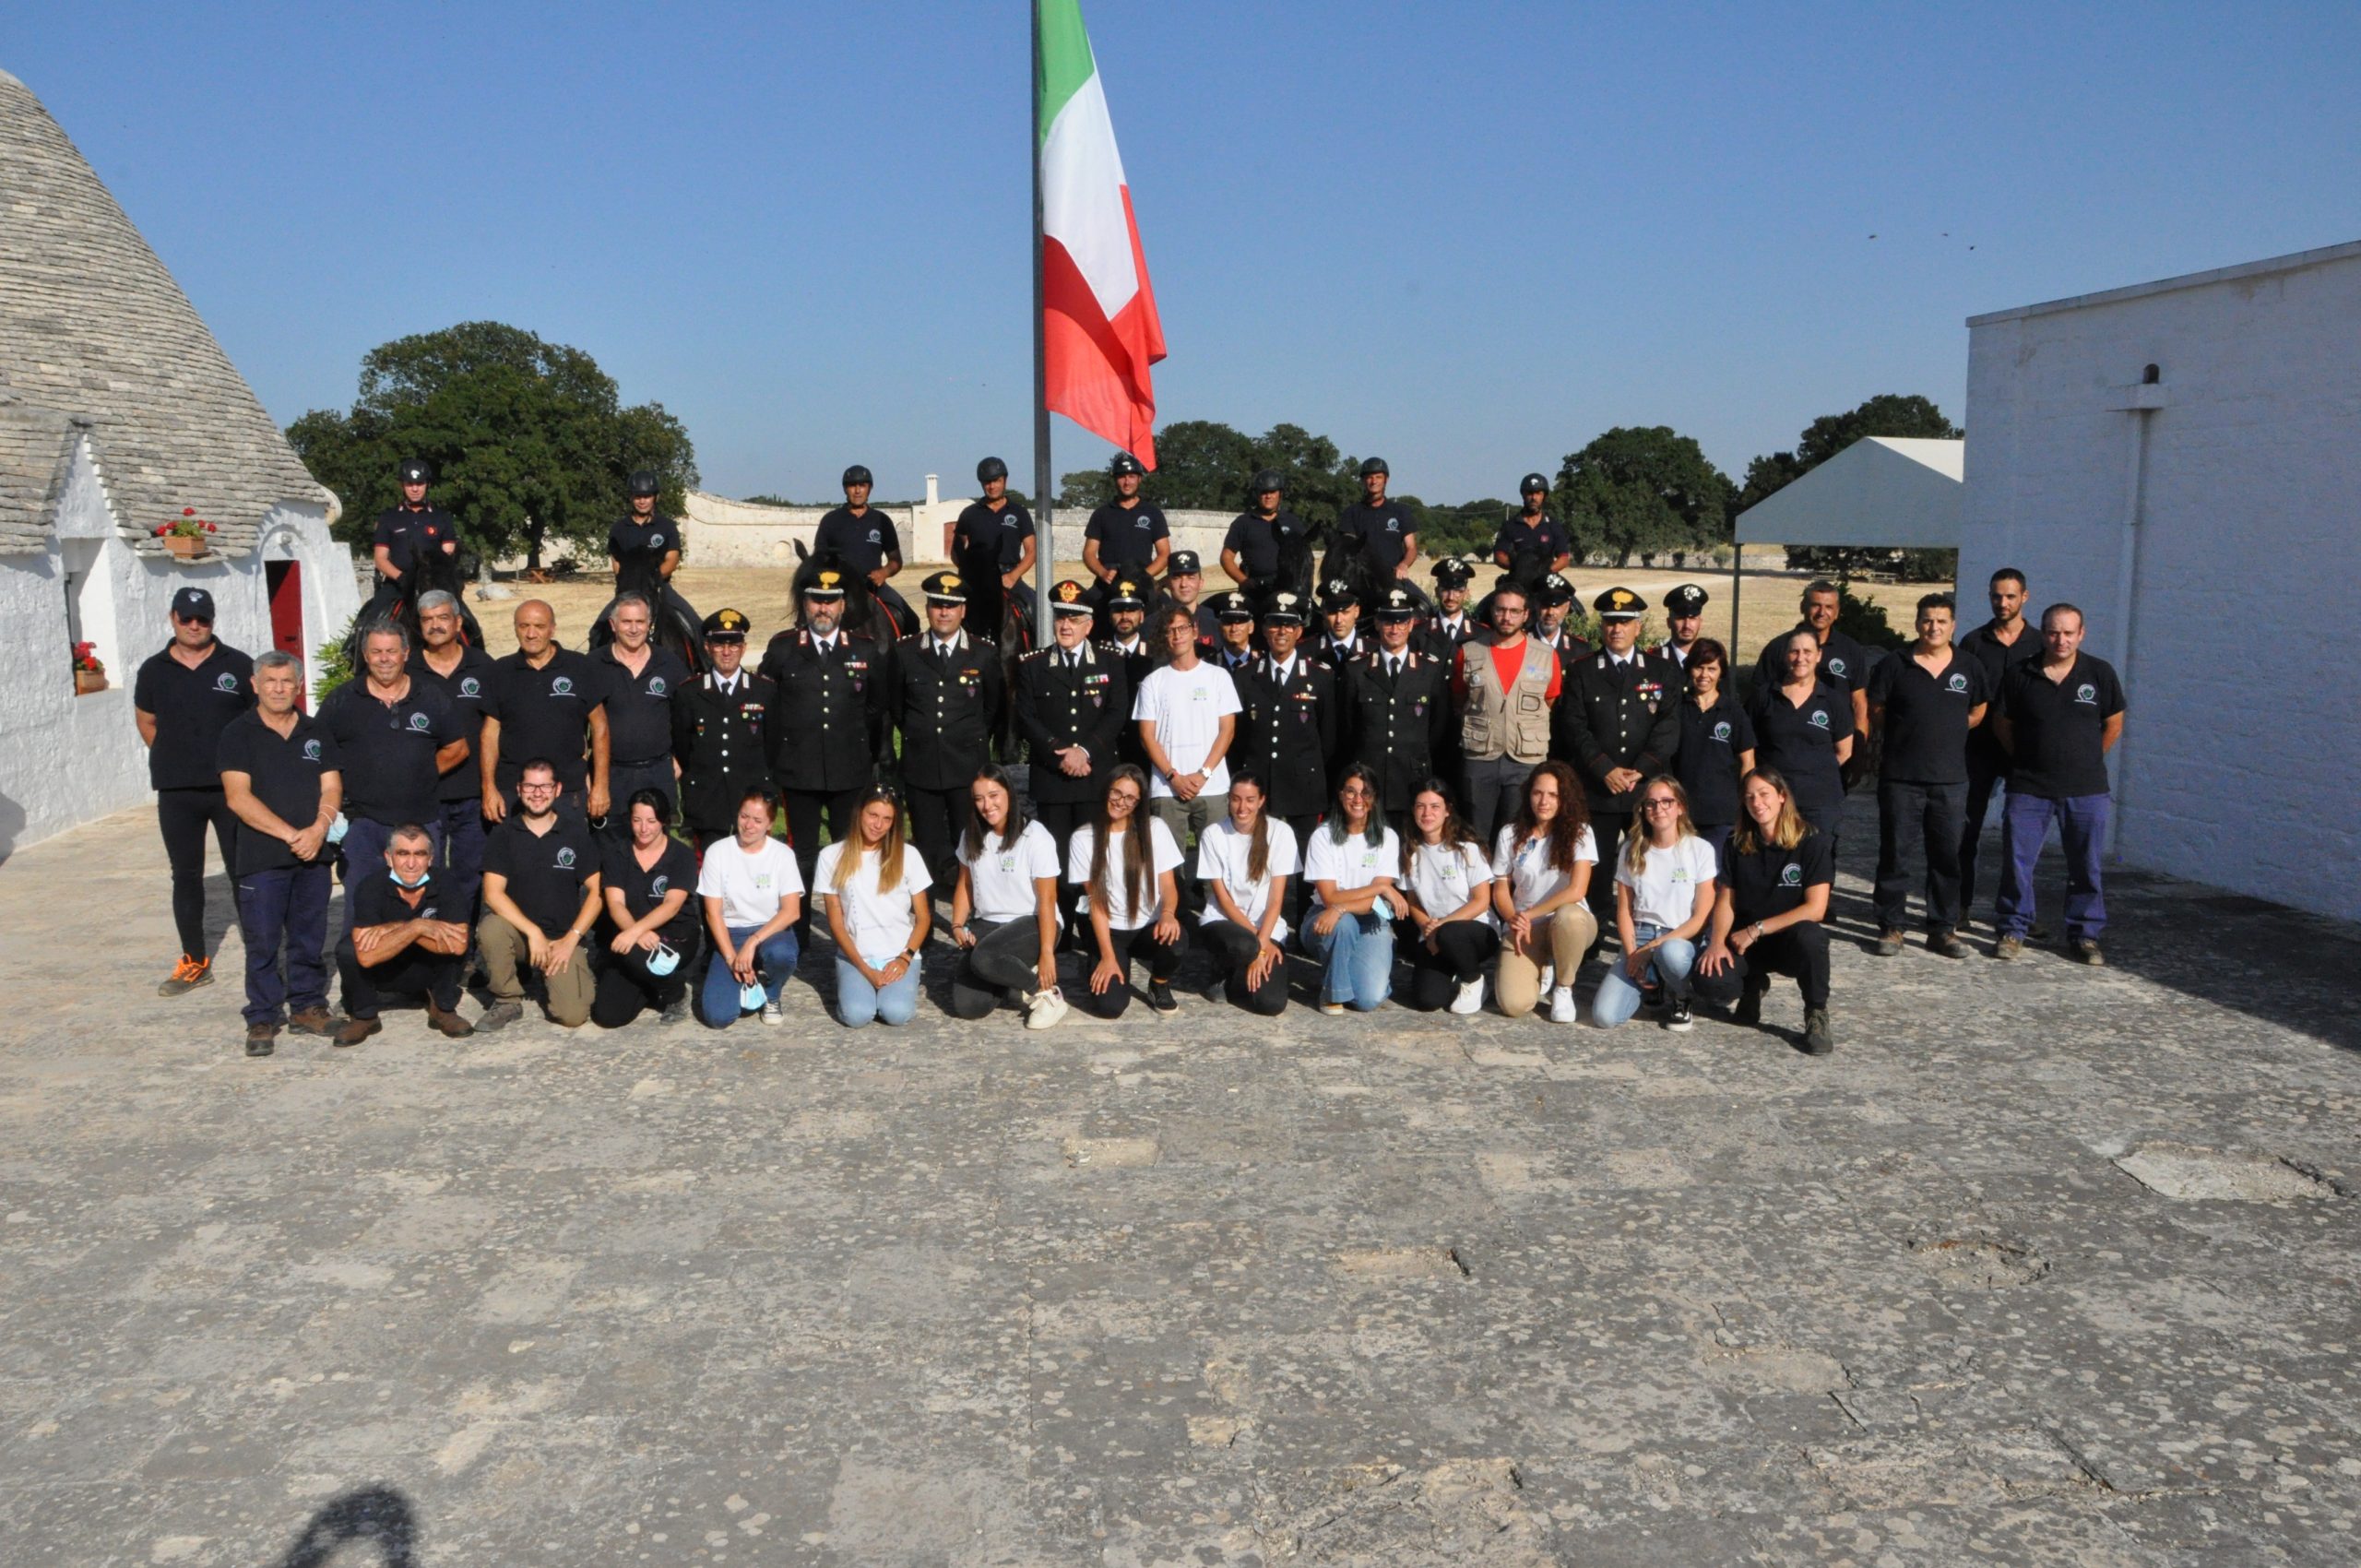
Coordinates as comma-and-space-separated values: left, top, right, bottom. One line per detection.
243, 1023, 278, 1058
332, 1016, 382, 1050
287, 1006, 338, 1038
426, 1000, 475, 1039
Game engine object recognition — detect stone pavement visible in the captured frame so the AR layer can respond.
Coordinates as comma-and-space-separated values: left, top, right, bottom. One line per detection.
1, 799, 2357, 1566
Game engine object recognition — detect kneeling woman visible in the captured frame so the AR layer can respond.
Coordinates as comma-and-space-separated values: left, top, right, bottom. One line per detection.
1194, 771, 1296, 1016
696, 786, 803, 1028
1399, 780, 1501, 1014
595, 789, 702, 1027
815, 785, 932, 1028
1694, 767, 1835, 1054
1591, 776, 1718, 1031
1490, 760, 1599, 1022
1067, 765, 1188, 1017
948, 766, 1067, 1029
1301, 765, 1406, 1015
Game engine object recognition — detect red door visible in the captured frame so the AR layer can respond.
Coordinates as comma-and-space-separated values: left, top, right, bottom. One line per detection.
266, 561, 306, 708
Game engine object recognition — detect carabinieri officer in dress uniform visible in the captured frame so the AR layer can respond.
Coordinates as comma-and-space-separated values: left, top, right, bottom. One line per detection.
758, 565, 891, 936
1232, 589, 1336, 856
672, 609, 776, 849
889, 570, 1006, 890
1014, 580, 1132, 923
1421, 556, 1480, 662
1346, 586, 1456, 841
1556, 587, 1681, 943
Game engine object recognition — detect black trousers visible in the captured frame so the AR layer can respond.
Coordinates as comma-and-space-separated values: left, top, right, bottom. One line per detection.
1585, 809, 1637, 956
1404, 920, 1502, 1010
1278, 813, 1323, 924
904, 785, 968, 899
605, 758, 677, 831
1875, 779, 1965, 933
1957, 762, 2005, 921
781, 786, 862, 936
1197, 920, 1289, 1016
1034, 798, 1093, 939
592, 937, 694, 1027
336, 935, 463, 1017
1076, 923, 1188, 1017
948, 917, 1049, 1018
1692, 922, 1831, 1010
159, 786, 238, 958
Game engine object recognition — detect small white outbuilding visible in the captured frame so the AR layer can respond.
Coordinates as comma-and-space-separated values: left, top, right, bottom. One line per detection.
0, 66, 360, 858
1958, 240, 2361, 921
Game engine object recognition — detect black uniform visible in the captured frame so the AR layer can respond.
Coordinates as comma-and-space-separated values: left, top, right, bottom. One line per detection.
370, 502, 460, 593
135, 640, 254, 961
483, 647, 605, 810
1953, 617, 2042, 918
1754, 625, 1869, 740
1342, 646, 1455, 838
590, 644, 692, 819
1014, 641, 1130, 915
1691, 826, 1835, 1012
1671, 690, 1756, 867
1232, 652, 1339, 833
671, 669, 778, 844
950, 499, 1037, 622
337, 866, 466, 1019
1489, 515, 1571, 573
1311, 628, 1370, 671
1100, 636, 1154, 768
599, 517, 705, 666
1334, 498, 1418, 579
887, 629, 1006, 885
1420, 612, 1478, 664
1866, 649, 1992, 937
1083, 498, 1169, 576
757, 626, 889, 931
813, 507, 912, 634
1555, 647, 1682, 936
408, 643, 498, 922
1747, 679, 1852, 839
1220, 509, 1311, 584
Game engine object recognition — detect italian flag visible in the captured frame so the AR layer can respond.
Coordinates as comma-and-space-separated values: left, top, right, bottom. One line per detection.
1039, 0, 1166, 468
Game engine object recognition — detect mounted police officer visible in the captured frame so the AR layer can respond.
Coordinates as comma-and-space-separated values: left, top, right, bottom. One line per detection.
1346, 586, 1456, 840
1332, 456, 1426, 607
672, 609, 777, 849
361, 458, 478, 647
1556, 587, 1682, 945
1219, 469, 1311, 588
1232, 589, 1335, 856
946, 456, 1038, 626
1082, 452, 1170, 606
814, 464, 915, 638
1014, 580, 1132, 921
890, 570, 1005, 888
757, 564, 891, 935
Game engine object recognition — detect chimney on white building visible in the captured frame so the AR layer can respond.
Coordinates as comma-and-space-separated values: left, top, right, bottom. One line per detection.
925, 474, 939, 507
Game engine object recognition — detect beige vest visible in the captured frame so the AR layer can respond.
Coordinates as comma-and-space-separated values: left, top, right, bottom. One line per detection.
1460, 638, 1555, 763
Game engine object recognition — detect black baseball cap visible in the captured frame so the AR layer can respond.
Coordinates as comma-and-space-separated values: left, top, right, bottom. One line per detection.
171, 587, 216, 622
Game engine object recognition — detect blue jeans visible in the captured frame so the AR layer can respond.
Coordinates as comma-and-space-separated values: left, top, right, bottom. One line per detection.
234, 862, 333, 1025
1308, 909, 1394, 1011
433, 798, 487, 927
1591, 921, 1699, 1028
701, 924, 800, 1028
338, 815, 445, 935
834, 954, 921, 1028
1998, 791, 2108, 940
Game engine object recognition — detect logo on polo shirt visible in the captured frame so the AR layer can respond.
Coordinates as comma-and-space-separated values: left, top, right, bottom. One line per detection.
459, 676, 481, 698
556, 847, 577, 869
215, 673, 239, 693
651, 874, 669, 896
1947, 672, 1969, 693
409, 711, 432, 731
2075, 683, 2097, 704
1780, 862, 1803, 886
1827, 659, 1848, 677
303, 739, 322, 762
1808, 708, 1831, 729
866, 528, 882, 545
650, 534, 665, 549
647, 677, 668, 696
552, 676, 575, 696
1712, 720, 1732, 742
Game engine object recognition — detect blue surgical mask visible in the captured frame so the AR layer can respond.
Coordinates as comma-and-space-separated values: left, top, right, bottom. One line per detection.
389, 868, 431, 889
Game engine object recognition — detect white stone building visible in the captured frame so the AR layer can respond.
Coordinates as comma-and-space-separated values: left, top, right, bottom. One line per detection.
1959, 240, 2361, 921
0, 67, 359, 857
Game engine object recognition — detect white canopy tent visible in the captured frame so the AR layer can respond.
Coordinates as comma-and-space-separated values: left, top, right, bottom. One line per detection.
1727, 436, 1964, 640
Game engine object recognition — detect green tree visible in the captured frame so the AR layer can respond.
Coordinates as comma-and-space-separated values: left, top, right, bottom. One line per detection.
286, 321, 698, 570
1737, 394, 1961, 580
1058, 420, 1363, 529
1555, 426, 1736, 568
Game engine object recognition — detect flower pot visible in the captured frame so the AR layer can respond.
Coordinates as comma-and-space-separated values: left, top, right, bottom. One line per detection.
75, 670, 107, 695
162, 533, 208, 560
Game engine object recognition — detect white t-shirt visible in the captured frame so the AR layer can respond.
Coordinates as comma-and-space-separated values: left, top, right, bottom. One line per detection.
957, 819, 1062, 927
1403, 838, 1495, 928
1491, 824, 1599, 911
1130, 660, 1241, 798
695, 836, 805, 929
1195, 816, 1299, 938
1303, 824, 1403, 909
1614, 834, 1719, 930
1065, 818, 1184, 930
813, 841, 932, 966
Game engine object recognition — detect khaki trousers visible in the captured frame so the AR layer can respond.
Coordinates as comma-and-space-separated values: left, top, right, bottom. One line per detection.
1496, 904, 1600, 1018
478, 913, 597, 1028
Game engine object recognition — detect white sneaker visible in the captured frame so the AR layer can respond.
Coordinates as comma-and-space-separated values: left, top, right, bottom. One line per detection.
1548, 986, 1578, 1025
1450, 977, 1485, 1015
1537, 966, 1555, 993
760, 998, 783, 1026
1026, 989, 1069, 1031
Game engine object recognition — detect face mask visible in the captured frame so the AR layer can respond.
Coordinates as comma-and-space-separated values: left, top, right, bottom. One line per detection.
740, 980, 770, 1012
647, 943, 681, 977
389, 868, 431, 889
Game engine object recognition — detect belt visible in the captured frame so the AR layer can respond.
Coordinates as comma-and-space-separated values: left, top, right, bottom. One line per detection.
613, 754, 672, 769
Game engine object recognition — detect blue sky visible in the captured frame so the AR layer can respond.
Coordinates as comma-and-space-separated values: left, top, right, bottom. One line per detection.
6, 2, 2356, 505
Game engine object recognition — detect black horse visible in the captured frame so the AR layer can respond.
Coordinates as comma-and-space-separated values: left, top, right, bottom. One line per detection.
950, 533, 1036, 757
586, 552, 707, 675
791, 540, 902, 645
1317, 530, 1398, 618
347, 545, 483, 666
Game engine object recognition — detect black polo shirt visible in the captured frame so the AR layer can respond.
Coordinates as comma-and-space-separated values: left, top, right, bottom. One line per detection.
134, 641, 254, 790
482, 814, 600, 935
215, 708, 340, 875
409, 645, 497, 802
485, 647, 604, 789
606, 517, 679, 568
1220, 509, 1310, 582
813, 507, 900, 576
1084, 499, 1169, 568
591, 645, 691, 764
1673, 691, 1757, 827
1335, 499, 1418, 573
1725, 826, 1834, 926
1489, 515, 1570, 570
1754, 625, 1869, 719
1957, 618, 2041, 770
1747, 680, 1849, 827
601, 835, 700, 947
951, 500, 1034, 569
1998, 655, 2124, 801
1868, 648, 1989, 786
372, 504, 458, 581
348, 865, 457, 931
317, 678, 467, 826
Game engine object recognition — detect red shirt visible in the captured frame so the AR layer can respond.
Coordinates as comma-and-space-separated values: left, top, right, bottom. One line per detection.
1453, 638, 1562, 704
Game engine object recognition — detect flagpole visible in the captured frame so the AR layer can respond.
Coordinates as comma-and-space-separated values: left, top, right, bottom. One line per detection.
1030, 0, 1053, 646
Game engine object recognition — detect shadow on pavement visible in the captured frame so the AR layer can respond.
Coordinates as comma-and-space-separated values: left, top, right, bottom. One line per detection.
272, 1485, 419, 1567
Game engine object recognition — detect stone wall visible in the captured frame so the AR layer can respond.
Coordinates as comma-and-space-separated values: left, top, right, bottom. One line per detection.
1961, 240, 2361, 920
